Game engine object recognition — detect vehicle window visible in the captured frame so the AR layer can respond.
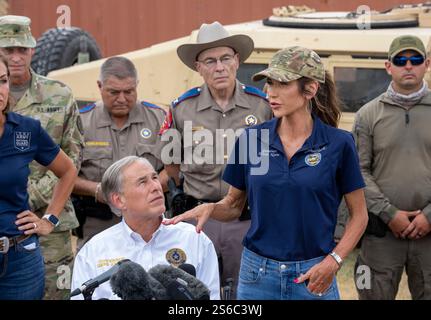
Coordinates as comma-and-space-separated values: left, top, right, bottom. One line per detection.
334, 67, 391, 112
240, 64, 392, 113
238, 63, 268, 90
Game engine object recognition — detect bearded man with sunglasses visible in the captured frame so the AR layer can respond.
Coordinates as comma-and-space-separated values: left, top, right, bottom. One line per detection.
353, 35, 431, 300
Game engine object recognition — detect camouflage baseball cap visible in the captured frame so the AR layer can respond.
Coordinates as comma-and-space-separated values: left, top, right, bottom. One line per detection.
0, 15, 36, 48
388, 35, 426, 60
253, 46, 325, 84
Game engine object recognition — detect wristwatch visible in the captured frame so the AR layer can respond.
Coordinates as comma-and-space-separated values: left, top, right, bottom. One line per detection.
42, 214, 60, 227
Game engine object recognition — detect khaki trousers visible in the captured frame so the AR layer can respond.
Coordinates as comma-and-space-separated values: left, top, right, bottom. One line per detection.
76, 215, 121, 251
356, 232, 431, 300
201, 218, 250, 300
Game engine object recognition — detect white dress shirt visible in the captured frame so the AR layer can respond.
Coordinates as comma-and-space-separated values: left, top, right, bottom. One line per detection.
71, 219, 220, 300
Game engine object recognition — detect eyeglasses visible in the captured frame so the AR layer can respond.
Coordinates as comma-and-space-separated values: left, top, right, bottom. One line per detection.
197, 54, 236, 68
392, 55, 425, 67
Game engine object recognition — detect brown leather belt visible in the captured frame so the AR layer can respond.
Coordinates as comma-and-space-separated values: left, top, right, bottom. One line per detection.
0, 234, 31, 254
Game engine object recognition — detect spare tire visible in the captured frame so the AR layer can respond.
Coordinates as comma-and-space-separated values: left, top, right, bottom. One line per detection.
31, 27, 102, 76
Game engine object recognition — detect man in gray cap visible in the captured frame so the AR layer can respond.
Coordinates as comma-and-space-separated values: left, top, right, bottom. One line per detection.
0, 15, 84, 300
160, 21, 272, 299
354, 35, 431, 300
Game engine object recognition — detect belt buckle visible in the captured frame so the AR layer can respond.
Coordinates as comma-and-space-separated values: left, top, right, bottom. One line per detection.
0, 236, 10, 254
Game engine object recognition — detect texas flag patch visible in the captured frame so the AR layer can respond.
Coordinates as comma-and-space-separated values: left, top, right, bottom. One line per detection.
158, 110, 173, 135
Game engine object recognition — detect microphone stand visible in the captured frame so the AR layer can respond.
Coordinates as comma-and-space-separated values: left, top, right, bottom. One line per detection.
222, 278, 234, 300
72, 281, 99, 300
82, 288, 95, 300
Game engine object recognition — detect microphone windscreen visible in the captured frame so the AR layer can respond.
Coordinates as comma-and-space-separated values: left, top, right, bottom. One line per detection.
110, 261, 167, 300
149, 264, 210, 300
178, 263, 196, 277
166, 280, 195, 300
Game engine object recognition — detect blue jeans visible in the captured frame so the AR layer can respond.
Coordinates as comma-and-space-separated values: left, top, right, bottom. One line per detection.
237, 247, 340, 300
0, 235, 45, 300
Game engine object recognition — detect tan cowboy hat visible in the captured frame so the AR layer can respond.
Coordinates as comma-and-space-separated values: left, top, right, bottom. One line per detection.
177, 21, 254, 71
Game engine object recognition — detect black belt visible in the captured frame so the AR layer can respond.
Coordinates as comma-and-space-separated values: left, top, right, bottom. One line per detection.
0, 234, 31, 254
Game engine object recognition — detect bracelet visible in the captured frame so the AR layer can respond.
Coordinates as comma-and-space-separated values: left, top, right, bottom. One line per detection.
94, 183, 101, 203
329, 251, 343, 268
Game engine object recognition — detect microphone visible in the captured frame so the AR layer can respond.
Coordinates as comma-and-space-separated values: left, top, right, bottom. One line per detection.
166, 278, 195, 300
149, 264, 210, 300
172, 263, 200, 299
70, 259, 130, 298
178, 263, 196, 277
110, 260, 168, 300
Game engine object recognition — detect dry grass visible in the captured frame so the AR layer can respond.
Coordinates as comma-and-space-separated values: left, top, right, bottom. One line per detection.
337, 248, 411, 300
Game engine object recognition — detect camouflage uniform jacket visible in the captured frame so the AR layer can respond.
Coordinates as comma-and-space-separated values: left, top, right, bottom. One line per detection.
12, 69, 84, 231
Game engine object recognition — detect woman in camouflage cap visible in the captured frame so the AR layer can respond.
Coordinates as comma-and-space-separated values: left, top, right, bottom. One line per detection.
166, 46, 368, 300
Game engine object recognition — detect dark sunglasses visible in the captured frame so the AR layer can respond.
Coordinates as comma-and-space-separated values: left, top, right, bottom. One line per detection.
392, 55, 425, 67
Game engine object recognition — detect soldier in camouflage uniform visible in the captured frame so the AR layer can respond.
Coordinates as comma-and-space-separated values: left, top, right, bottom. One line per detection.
0, 15, 84, 300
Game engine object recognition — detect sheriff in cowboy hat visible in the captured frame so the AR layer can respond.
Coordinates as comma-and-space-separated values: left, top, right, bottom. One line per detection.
177, 21, 254, 70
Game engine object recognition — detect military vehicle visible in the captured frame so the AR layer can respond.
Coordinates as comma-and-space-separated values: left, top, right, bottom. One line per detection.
45, 2, 431, 131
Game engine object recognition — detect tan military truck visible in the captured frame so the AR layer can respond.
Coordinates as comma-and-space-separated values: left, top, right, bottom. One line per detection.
48, 2, 431, 131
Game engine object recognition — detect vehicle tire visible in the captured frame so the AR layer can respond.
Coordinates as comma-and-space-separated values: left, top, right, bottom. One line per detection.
31, 27, 102, 76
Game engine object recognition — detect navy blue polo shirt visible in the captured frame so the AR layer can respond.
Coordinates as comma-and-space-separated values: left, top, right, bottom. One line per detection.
0, 112, 60, 237
223, 116, 365, 261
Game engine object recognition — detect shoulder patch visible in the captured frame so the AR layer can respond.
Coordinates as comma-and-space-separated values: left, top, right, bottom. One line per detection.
172, 87, 201, 108
243, 85, 268, 101
158, 110, 173, 135
32, 72, 72, 94
79, 103, 96, 114
141, 101, 166, 114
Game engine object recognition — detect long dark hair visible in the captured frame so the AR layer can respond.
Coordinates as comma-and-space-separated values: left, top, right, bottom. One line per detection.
0, 52, 11, 115
298, 71, 341, 128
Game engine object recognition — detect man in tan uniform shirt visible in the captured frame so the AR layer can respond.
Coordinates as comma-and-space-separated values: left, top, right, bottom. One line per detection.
161, 22, 272, 299
73, 56, 167, 249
